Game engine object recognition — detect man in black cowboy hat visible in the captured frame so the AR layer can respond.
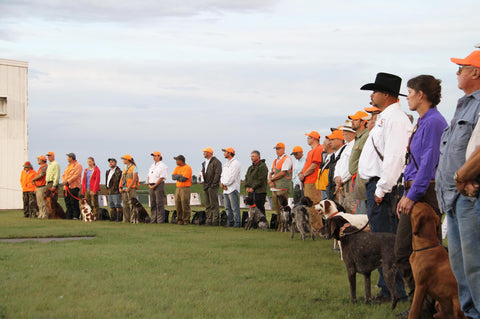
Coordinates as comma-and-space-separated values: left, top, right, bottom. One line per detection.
358, 72, 412, 303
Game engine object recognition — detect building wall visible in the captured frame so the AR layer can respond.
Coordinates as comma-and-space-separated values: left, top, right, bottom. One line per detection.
0, 59, 28, 210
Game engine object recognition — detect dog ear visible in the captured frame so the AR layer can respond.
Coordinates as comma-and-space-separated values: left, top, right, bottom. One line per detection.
412, 214, 426, 235
324, 200, 330, 213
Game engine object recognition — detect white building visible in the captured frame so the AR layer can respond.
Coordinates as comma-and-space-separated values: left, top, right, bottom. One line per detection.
0, 59, 28, 209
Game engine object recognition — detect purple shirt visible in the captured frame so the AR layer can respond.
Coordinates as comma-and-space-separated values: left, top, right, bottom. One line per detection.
404, 107, 448, 202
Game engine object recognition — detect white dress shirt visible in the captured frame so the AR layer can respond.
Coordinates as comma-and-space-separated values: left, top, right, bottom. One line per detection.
334, 140, 354, 183
292, 156, 306, 188
147, 161, 168, 184
220, 158, 242, 194
358, 102, 412, 198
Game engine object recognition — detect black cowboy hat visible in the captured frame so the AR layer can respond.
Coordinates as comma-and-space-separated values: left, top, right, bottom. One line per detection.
360, 72, 406, 97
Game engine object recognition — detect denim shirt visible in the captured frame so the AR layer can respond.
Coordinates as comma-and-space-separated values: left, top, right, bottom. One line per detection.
436, 89, 480, 213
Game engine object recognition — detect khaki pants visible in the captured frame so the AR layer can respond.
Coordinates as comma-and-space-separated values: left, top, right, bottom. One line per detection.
35, 186, 48, 219
175, 187, 191, 224
85, 190, 100, 220
304, 183, 323, 231
121, 188, 137, 223
338, 179, 356, 213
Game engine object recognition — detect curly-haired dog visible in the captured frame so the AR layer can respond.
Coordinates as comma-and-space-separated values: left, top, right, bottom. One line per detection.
129, 198, 151, 224
79, 198, 96, 222
244, 196, 269, 230
45, 188, 65, 219
325, 216, 400, 310
409, 202, 465, 319
290, 196, 315, 241
277, 195, 291, 232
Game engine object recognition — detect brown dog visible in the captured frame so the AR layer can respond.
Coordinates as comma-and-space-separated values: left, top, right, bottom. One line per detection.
409, 202, 465, 319
45, 188, 66, 219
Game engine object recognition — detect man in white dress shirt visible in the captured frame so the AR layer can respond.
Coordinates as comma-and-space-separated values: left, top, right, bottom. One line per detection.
220, 147, 242, 227
148, 151, 168, 223
358, 72, 412, 303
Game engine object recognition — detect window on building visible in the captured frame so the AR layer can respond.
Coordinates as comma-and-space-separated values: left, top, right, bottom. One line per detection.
0, 97, 6, 116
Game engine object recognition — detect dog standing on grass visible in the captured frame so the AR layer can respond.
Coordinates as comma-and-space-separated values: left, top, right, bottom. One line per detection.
290, 196, 315, 241
277, 195, 291, 232
129, 198, 151, 223
244, 196, 269, 230
45, 188, 66, 219
79, 198, 96, 222
325, 216, 400, 310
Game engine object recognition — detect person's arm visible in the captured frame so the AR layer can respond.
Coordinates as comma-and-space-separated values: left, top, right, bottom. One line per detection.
32, 165, 46, 182
455, 146, 480, 196
213, 160, 222, 185
93, 167, 101, 193
53, 163, 60, 187
250, 163, 268, 191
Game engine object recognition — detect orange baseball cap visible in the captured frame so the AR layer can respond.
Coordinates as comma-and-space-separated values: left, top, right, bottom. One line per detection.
274, 142, 285, 149
201, 147, 214, 154
222, 147, 235, 155
305, 131, 320, 140
151, 151, 162, 157
348, 110, 369, 120
326, 130, 344, 140
451, 50, 480, 68
37, 155, 47, 162
290, 146, 303, 154
121, 154, 133, 161
23, 161, 32, 168
364, 106, 382, 114
46, 151, 55, 156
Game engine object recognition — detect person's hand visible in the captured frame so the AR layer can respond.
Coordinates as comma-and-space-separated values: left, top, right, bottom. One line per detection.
119, 188, 123, 193
334, 176, 342, 186
246, 187, 253, 193
462, 181, 480, 198
396, 195, 414, 218
148, 184, 154, 190
268, 180, 275, 188
299, 173, 305, 182
374, 194, 383, 205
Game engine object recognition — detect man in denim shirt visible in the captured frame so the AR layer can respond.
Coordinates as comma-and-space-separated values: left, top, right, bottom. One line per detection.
436, 50, 480, 319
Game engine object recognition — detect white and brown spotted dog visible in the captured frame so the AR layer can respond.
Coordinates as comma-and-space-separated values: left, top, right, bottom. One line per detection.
315, 199, 369, 254
79, 198, 96, 222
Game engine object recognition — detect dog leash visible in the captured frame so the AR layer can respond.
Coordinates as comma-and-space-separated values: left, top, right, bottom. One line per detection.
65, 187, 81, 201
339, 203, 373, 237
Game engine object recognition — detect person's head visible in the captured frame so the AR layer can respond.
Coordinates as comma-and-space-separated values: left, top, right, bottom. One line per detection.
274, 142, 285, 157
339, 119, 356, 142
343, 131, 356, 143
323, 138, 333, 154
222, 147, 235, 160
202, 147, 214, 160
348, 111, 368, 133
361, 73, 405, 110
367, 114, 378, 131
326, 130, 345, 151
305, 131, 320, 147
290, 146, 303, 160
406, 75, 442, 113
36, 155, 47, 165
250, 150, 261, 164
121, 154, 134, 165
108, 158, 117, 168
174, 155, 186, 166
151, 151, 162, 163
451, 50, 480, 95
46, 151, 55, 162
23, 161, 32, 172
66, 153, 76, 163
87, 157, 95, 168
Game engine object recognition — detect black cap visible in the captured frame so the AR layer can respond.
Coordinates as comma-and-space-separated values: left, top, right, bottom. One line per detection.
107, 158, 117, 163
174, 155, 186, 162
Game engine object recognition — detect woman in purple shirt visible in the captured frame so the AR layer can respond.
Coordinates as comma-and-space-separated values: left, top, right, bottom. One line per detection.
395, 75, 448, 317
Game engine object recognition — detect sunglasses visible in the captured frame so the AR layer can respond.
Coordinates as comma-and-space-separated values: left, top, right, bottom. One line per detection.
458, 65, 477, 74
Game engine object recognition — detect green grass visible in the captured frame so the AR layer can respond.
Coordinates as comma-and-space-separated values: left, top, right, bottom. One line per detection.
0, 210, 408, 319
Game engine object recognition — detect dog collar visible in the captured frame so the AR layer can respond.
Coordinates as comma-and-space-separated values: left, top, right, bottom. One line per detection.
412, 243, 441, 252
329, 211, 339, 218
249, 204, 256, 208
339, 223, 351, 237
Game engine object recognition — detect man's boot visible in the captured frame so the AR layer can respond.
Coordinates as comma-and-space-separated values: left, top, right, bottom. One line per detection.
110, 208, 117, 222
116, 207, 123, 222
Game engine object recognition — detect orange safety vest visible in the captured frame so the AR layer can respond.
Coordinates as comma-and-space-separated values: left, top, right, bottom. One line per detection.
34, 164, 47, 187
120, 164, 139, 189
271, 155, 292, 190
20, 169, 37, 192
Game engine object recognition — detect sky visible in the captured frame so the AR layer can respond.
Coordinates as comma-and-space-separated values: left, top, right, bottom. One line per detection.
1, 0, 479, 182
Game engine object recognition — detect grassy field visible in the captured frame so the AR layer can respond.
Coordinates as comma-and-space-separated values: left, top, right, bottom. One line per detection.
0, 209, 409, 319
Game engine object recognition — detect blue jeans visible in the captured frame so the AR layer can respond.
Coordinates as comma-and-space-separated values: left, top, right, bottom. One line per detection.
447, 195, 480, 319
224, 190, 240, 227
366, 178, 406, 298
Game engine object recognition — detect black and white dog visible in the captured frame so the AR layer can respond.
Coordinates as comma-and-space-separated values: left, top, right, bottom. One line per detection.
129, 197, 151, 224
244, 196, 269, 230
290, 197, 315, 241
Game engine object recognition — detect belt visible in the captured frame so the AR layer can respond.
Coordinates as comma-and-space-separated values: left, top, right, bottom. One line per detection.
404, 180, 435, 189
36, 185, 46, 188
149, 183, 155, 186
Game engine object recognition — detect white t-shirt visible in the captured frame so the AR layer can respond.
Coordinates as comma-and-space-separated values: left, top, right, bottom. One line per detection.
147, 161, 168, 184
